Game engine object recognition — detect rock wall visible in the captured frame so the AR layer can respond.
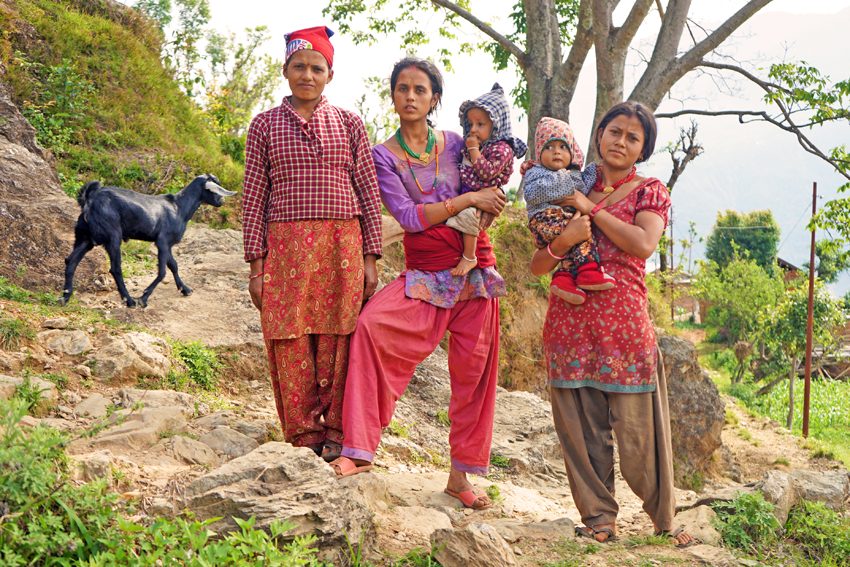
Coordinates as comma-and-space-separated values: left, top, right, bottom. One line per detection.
0, 73, 104, 290
659, 333, 726, 489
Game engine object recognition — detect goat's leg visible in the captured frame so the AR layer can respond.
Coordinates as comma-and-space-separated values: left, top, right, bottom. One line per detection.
104, 238, 136, 308
165, 252, 192, 296
138, 242, 169, 308
60, 233, 94, 306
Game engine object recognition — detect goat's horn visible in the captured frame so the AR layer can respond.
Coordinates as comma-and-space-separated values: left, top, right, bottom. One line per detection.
206, 181, 236, 197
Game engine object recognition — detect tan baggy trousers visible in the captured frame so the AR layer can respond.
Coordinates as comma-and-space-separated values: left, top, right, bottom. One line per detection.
549, 355, 676, 530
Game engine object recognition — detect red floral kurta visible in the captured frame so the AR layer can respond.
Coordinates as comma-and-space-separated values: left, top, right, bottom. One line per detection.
543, 178, 670, 393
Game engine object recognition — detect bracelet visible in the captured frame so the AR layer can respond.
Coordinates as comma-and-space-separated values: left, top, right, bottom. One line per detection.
546, 243, 567, 260
466, 147, 480, 151
589, 201, 606, 220
248, 272, 264, 280
444, 197, 458, 216
462, 253, 477, 262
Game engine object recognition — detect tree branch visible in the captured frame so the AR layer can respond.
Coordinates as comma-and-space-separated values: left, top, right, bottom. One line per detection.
558, 0, 594, 95
429, 0, 527, 65
630, 0, 773, 109
613, 0, 654, 52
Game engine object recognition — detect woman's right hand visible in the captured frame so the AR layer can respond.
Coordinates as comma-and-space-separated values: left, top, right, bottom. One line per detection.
555, 210, 592, 250
249, 277, 263, 311
472, 186, 507, 216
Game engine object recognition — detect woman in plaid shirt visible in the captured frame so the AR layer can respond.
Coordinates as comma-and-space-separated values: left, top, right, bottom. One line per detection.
332, 56, 507, 511
241, 26, 382, 461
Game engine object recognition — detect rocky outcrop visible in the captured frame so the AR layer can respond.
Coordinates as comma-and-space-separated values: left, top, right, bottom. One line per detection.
184, 443, 378, 561
0, 79, 104, 290
432, 523, 518, 567
658, 334, 725, 488
755, 469, 850, 524
0, 373, 58, 416
90, 333, 172, 383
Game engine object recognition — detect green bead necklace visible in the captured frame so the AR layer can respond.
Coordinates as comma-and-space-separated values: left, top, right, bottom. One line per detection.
395, 127, 436, 165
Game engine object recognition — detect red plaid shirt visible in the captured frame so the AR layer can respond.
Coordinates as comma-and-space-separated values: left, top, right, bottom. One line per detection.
241, 96, 382, 261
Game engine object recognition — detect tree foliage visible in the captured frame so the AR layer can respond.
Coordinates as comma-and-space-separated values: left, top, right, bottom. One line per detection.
203, 26, 282, 162
692, 254, 784, 345
704, 210, 780, 275
803, 239, 850, 285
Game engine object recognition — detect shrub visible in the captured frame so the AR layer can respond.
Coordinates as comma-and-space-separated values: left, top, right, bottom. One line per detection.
784, 500, 850, 565
711, 492, 779, 550
171, 340, 222, 391
0, 398, 329, 566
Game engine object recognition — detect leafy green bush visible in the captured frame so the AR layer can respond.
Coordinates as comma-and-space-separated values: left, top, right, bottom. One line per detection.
0, 398, 329, 566
785, 500, 850, 565
0, 278, 33, 303
711, 492, 779, 550
171, 340, 223, 391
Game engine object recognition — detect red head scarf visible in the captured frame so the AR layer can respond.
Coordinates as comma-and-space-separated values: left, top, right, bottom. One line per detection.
285, 26, 335, 69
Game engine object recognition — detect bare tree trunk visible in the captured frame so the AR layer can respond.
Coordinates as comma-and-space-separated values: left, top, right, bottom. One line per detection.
786, 355, 797, 429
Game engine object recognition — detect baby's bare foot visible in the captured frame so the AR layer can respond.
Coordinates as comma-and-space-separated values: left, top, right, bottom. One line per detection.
450, 258, 477, 276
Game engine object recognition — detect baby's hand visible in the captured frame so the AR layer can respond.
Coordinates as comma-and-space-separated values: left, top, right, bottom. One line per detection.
465, 135, 480, 149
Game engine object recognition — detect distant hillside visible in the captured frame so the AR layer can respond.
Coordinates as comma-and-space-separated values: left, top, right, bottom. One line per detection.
0, 0, 243, 225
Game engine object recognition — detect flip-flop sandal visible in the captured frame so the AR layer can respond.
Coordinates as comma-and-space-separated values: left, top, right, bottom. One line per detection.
655, 525, 698, 548
321, 442, 342, 462
592, 526, 618, 543
329, 457, 373, 478
444, 487, 492, 510
575, 526, 596, 539
307, 444, 323, 457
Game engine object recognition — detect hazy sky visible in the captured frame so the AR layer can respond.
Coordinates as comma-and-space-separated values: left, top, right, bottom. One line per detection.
122, 0, 850, 293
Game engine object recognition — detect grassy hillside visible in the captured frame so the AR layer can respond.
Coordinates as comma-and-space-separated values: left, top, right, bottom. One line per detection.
0, 0, 242, 224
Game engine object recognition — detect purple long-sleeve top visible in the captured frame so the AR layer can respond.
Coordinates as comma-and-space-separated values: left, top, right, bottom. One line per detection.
371, 130, 506, 308
371, 131, 465, 233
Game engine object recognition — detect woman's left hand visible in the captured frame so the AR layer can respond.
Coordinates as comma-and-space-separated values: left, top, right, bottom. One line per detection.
554, 192, 594, 215
363, 254, 378, 304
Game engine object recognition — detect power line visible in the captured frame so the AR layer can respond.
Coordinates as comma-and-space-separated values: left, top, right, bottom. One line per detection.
777, 206, 812, 254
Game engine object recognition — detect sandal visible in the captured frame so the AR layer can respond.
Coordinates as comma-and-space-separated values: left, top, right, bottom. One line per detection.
575, 526, 596, 539
655, 525, 698, 548
321, 442, 342, 462
592, 526, 618, 543
306, 443, 323, 457
329, 456, 373, 478
444, 487, 492, 510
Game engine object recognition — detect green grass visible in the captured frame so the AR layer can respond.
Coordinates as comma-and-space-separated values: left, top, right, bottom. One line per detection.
489, 454, 510, 468
0, 0, 243, 204
388, 419, 412, 438
0, 318, 35, 350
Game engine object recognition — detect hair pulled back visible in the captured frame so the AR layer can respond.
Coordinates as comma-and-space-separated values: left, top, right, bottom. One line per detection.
390, 56, 444, 127
595, 101, 658, 163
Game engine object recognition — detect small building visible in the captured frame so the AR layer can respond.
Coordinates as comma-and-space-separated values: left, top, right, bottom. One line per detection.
776, 257, 801, 283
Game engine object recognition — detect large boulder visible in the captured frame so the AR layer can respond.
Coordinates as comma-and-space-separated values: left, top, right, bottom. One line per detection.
432, 523, 518, 567
0, 77, 104, 290
91, 407, 187, 451
89, 333, 172, 383
184, 443, 378, 560
658, 334, 725, 489
755, 469, 850, 524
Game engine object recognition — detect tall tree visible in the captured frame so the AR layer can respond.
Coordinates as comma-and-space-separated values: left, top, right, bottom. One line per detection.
704, 210, 780, 274
323, 0, 773, 156
803, 239, 850, 285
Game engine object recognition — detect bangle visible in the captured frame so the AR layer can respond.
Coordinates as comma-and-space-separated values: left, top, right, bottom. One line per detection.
248, 272, 264, 280
462, 253, 477, 262
589, 201, 606, 220
467, 147, 479, 151
546, 243, 567, 260
444, 197, 458, 216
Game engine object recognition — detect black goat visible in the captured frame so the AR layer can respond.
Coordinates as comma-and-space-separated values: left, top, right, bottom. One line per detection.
60, 174, 235, 308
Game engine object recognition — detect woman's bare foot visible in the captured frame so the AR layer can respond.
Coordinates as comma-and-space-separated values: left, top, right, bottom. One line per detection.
591, 522, 617, 542
444, 467, 491, 509
654, 524, 696, 547
450, 257, 477, 276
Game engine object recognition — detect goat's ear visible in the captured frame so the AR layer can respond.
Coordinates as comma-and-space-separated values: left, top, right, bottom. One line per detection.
205, 180, 236, 197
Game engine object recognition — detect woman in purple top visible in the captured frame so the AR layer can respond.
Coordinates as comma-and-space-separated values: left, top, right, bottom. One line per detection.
330, 56, 507, 511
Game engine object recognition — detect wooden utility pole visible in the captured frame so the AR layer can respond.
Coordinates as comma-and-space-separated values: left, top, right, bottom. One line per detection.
802, 182, 817, 438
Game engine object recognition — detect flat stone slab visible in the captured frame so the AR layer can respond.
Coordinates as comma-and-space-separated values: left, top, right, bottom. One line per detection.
74, 392, 113, 418
92, 407, 187, 452
198, 427, 259, 459
117, 388, 196, 417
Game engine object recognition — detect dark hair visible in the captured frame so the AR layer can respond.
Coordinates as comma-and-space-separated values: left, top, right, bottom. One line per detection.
594, 101, 657, 163
389, 56, 444, 126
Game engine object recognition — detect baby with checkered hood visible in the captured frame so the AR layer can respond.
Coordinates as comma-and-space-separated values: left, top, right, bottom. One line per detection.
448, 83, 527, 276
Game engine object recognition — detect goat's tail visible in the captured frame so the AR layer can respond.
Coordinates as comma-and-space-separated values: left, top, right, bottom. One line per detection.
77, 181, 101, 209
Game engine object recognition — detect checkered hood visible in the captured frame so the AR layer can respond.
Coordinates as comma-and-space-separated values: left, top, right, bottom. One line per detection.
532, 117, 584, 168
458, 83, 528, 159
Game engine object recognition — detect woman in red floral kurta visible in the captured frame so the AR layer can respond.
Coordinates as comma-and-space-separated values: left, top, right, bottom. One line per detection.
529, 102, 695, 548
